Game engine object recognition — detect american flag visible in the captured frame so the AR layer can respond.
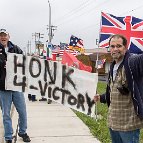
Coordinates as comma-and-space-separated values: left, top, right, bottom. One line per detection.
52, 45, 78, 57
96, 59, 106, 69
69, 35, 85, 53
69, 35, 84, 48
60, 42, 68, 50
99, 12, 143, 53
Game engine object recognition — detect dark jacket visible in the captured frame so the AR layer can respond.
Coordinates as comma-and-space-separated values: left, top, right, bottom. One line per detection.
0, 41, 23, 90
100, 50, 143, 119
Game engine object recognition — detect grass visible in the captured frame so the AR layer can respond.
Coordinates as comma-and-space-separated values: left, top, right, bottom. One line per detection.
74, 81, 143, 143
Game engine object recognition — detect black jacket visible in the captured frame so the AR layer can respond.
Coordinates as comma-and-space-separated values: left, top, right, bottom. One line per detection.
0, 41, 23, 90
100, 51, 143, 119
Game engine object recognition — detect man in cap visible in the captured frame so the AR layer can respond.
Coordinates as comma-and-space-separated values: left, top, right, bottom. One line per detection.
0, 29, 31, 143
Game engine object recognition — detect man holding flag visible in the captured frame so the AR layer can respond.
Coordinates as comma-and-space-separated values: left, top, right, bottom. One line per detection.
94, 34, 143, 143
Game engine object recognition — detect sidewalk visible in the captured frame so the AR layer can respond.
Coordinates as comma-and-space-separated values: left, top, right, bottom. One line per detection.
1, 99, 101, 143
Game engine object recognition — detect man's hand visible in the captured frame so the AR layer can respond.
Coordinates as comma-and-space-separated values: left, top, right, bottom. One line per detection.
94, 94, 100, 102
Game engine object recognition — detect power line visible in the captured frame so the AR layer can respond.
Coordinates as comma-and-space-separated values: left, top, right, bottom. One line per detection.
75, 4, 143, 34
52, 0, 143, 46
53, 0, 95, 26
53, 0, 92, 24
56, 0, 110, 27
58, 1, 143, 36
119, 4, 143, 16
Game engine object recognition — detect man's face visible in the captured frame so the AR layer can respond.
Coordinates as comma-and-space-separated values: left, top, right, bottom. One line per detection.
109, 37, 127, 62
0, 33, 10, 47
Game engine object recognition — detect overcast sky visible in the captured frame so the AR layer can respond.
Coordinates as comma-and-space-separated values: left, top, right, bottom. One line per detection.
1, 0, 143, 52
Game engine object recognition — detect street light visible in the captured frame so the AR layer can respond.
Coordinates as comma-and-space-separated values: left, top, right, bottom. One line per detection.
48, 0, 52, 43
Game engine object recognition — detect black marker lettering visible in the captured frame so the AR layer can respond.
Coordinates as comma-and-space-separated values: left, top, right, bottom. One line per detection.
38, 80, 48, 96
14, 55, 26, 75
60, 88, 71, 104
67, 94, 77, 105
62, 65, 76, 89
48, 86, 52, 98
77, 93, 85, 111
86, 93, 95, 115
29, 57, 41, 78
29, 85, 38, 90
44, 60, 57, 84
13, 75, 26, 92
52, 87, 60, 100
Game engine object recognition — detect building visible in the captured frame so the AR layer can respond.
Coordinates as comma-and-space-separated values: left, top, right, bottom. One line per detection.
77, 48, 113, 75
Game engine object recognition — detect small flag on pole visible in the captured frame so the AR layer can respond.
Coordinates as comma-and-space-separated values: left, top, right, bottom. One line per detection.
68, 35, 85, 53
96, 59, 106, 69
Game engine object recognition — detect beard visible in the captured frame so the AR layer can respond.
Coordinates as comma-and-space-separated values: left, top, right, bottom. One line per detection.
111, 52, 123, 61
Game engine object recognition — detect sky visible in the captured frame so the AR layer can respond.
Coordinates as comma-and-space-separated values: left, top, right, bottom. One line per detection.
1, 0, 143, 52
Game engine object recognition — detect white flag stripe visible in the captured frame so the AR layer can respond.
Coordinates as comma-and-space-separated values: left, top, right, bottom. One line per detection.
52, 47, 78, 57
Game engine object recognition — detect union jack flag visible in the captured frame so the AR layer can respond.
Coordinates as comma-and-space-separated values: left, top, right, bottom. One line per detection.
99, 12, 143, 53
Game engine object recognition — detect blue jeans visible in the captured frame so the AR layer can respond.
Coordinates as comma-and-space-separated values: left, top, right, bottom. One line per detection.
109, 128, 140, 143
0, 91, 27, 140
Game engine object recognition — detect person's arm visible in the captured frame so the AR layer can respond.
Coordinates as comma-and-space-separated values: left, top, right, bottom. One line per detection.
15, 45, 23, 54
129, 54, 143, 77
100, 93, 108, 103
94, 84, 110, 106
0, 48, 6, 67
0, 54, 6, 80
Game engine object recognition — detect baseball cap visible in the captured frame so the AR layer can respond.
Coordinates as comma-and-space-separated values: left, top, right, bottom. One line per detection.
0, 29, 9, 35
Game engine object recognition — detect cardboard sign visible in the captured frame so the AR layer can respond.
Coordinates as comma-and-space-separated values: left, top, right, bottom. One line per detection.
6, 53, 98, 116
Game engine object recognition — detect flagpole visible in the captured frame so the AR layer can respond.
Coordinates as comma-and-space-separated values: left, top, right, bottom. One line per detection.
95, 52, 99, 121
94, 11, 103, 121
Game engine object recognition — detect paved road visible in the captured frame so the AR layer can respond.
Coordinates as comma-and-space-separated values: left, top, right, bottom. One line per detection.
98, 75, 108, 82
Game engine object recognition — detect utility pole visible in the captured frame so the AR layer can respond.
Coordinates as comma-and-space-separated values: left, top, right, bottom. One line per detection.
32, 32, 44, 54
37, 33, 44, 55
27, 40, 31, 55
47, 0, 57, 43
32, 32, 38, 53
47, 0, 57, 58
